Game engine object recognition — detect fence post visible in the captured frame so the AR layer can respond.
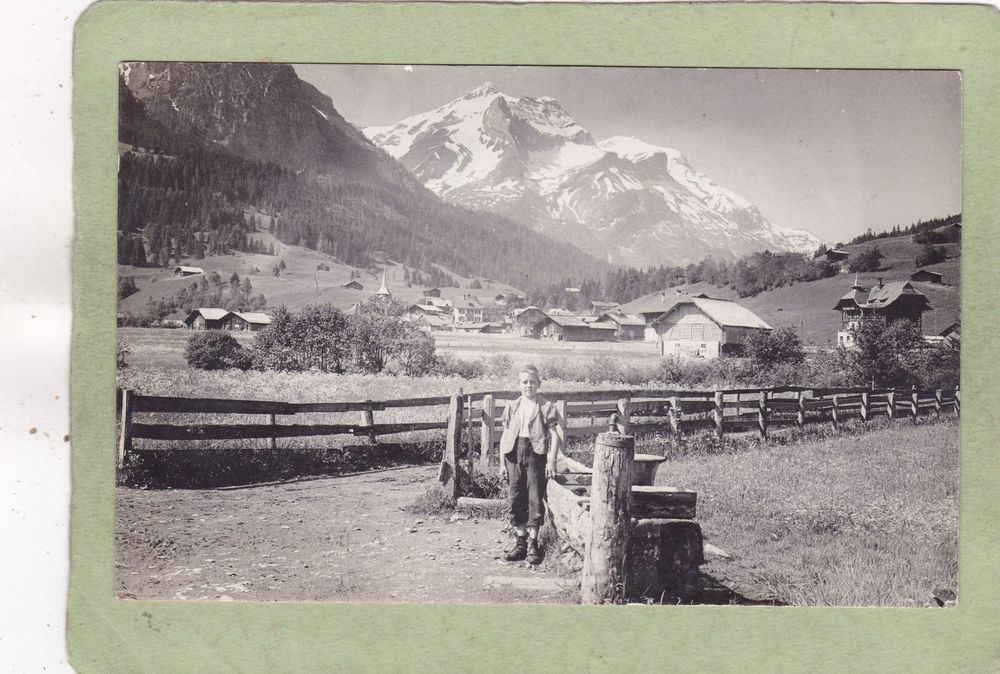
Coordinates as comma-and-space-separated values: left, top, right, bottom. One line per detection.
714, 391, 724, 439
831, 394, 840, 427
269, 413, 277, 449
797, 390, 806, 429
464, 394, 474, 479
935, 389, 943, 418
887, 391, 895, 420
555, 400, 568, 459
117, 389, 134, 472
669, 396, 680, 439
861, 391, 870, 422
439, 391, 463, 499
363, 401, 378, 444
758, 390, 768, 439
616, 397, 631, 435
954, 389, 960, 417
479, 394, 496, 473
911, 388, 919, 420
581, 432, 634, 605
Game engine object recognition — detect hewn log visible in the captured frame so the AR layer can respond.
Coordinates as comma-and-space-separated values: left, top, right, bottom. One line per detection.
632, 454, 667, 487
546, 476, 590, 553
581, 432, 634, 605
714, 391, 724, 438
456, 497, 505, 509
758, 391, 768, 439
626, 519, 704, 603
631, 486, 697, 519
797, 390, 806, 428
616, 398, 631, 435
131, 422, 355, 440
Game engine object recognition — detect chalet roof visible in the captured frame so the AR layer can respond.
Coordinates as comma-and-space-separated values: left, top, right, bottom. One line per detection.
865, 281, 931, 311
598, 312, 645, 327
419, 297, 451, 309
911, 269, 944, 281
454, 299, 482, 309
414, 315, 450, 327
513, 306, 545, 318
189, 308, 230, 321
545, 315, 591, 328
175, 266, 204, 274
409, 303, 445, 315
652, 298, 772, 330
823, 249, 851, 259
834, 287, 868, 311
232, 312, 272, 325
546, 308, 576, 317
341, 280, 363, 289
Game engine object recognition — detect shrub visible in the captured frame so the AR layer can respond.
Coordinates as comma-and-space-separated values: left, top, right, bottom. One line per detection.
583, 355, 623, 384
839, 318, 923, 387
185, 331, 252, 370
252, 305, 349, 372
485, 353, 514, 379
116, 335, 130, 369
915, 244, 947, 268
848, 246, 884, 273
744, 326, 805, 374
432, 353, 486, 379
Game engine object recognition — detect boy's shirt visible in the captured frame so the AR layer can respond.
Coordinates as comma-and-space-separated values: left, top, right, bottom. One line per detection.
517, 396, 539, 437
499, 395, 560, 456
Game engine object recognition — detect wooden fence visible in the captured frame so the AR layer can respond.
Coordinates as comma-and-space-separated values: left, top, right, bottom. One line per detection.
440, 385, 959, 497
116, 389, 453, 470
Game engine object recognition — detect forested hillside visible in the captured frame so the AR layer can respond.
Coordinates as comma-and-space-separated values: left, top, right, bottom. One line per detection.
117, 68, 612, 292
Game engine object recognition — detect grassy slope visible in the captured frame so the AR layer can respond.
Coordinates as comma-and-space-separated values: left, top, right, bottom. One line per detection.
118, 226, 523, 317
652, 419, 959, 606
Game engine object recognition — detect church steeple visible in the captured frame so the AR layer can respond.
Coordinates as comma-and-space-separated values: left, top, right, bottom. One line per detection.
376, 270, 391, 296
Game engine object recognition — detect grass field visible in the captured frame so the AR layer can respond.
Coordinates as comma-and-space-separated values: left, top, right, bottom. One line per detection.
646, 418, 959, 607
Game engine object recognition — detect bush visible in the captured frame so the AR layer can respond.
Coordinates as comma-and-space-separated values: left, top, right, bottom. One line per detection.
583, 355, 624, 384
432, 353, 486, 379
485, 353, 514, 379
185, 331, 252, 370
251, 305, 349, 372
839, 318, 923, 387
915, 244, 947, 268
744, 326, 805, 371
848, 246, 884, 273
116, 335, 130, 369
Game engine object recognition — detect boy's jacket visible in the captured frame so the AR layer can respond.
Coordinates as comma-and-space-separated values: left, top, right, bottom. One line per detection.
499, 396, 560, 456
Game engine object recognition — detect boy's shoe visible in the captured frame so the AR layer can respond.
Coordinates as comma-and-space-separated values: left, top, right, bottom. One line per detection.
526, 538, 543, 565
504, 535, 528, 562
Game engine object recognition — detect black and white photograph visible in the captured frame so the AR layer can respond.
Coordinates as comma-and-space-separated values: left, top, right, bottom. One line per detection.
115, 63, 960, 606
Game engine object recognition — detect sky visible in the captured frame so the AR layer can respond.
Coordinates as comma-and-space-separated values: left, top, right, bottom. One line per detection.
295, 65, 961, 244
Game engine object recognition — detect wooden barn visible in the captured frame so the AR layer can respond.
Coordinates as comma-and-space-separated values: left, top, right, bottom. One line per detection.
593, 312, 646, 340
540, 315, 617, 342
406, 303, 448, 322
910, 269, 944, 284
184, 308, 231, 330
651, 297, 772, 358
422, 287, 442, 298
341, 280, 364, 291
834, 279, 932, 347
224, 311, 272, 332
512, 306, 550, 337
174, 266, 204, 277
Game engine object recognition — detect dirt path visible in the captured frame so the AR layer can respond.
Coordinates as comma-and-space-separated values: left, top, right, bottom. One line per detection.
116, 465, 580, 603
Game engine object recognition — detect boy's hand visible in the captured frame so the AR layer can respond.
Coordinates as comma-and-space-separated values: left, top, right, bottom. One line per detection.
545, 462, 557, 479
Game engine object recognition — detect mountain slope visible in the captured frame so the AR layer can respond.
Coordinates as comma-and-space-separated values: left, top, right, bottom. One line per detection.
366, 84, 826, 268
118, 64, 613, 291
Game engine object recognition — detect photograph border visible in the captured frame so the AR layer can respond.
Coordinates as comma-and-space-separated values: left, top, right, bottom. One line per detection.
71, 2, 1000, 671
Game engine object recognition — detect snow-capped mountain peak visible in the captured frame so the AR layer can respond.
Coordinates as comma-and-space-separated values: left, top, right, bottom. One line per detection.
365, 85, 825, 267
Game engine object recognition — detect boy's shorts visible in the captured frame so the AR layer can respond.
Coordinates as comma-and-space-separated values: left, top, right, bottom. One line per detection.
505, 437, 546, 527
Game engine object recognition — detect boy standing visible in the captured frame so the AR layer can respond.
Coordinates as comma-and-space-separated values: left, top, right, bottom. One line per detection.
498, 365, 561, 565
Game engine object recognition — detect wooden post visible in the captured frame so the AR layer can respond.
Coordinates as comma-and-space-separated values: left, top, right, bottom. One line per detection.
911, 388, 919, 420
955, 389, 960, 417
758, 390, 768, 439
581, 432, 634, 605
464, 394, 474, 478
439, 391, 463, 499
934, 389, 943, 418
363, 401, 377, 443
886, 391, 895, 420
714, 391, 724, 439
555, 400, 568, 461
669, 396, 680, 439
861, 391, 870, 422
831, 394, 840, 427
797, 390, 806, 429
269, 413, 277, 449
616, 397, 631, 435
479, 394, 496, 472
117, 389, 135, 472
